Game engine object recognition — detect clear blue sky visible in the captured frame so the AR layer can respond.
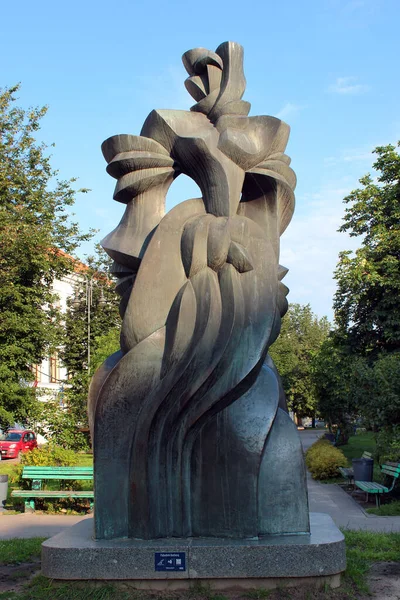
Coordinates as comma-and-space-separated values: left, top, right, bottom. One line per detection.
2, 0, 399, 319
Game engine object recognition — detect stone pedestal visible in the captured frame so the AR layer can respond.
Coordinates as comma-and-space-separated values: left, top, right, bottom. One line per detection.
42, 512, 346, 590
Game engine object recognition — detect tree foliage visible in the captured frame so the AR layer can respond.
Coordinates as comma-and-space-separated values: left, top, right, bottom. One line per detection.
32, 396, 90, 451
313, 336, 359, 441
269, 303, 330, 419
315, 339, 400, 446
349, 352, 400, 457
61, 246, 120, 434
0, 84, 92, 429
334, 142, 400, 355
90, 328, 120, 374
316, 142, 400, 447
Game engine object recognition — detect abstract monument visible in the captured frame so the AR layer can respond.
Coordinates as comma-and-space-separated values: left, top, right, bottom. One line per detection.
88, 41, 309, 541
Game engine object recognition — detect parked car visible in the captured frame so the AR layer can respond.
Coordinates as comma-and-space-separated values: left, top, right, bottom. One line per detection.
0, 429, 37, 460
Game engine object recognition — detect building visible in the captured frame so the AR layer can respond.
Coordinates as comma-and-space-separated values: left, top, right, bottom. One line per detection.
31, 255, 87, 405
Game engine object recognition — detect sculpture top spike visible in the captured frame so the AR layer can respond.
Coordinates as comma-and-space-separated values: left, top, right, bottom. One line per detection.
183, 42, 249, 122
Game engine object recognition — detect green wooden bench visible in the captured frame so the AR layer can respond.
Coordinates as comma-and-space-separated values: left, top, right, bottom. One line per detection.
11, 466, 93, 512
339, 451, 372, 483
354, 461, 400, 507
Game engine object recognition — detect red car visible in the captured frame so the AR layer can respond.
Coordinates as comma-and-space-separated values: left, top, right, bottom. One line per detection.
0, 430, 37, 460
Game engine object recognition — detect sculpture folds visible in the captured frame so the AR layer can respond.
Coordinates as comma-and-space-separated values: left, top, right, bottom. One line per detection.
88, 41, 309, 540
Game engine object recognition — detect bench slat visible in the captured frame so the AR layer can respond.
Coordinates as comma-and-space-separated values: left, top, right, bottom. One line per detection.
355, 481, 388, 493
381, 466, 400, 472
12, 490, 93, 498
22, 474, 93, 480
22, 466, 93, 469
22, 467, 93, 480
368, 482, 387, 490
22, 467, 93, 473
382, 469, 400, 478
339, 467, 354, 479
355, 481, 384, 490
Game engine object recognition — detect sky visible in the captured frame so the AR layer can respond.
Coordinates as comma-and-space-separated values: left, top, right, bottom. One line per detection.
1, 0, 399, 320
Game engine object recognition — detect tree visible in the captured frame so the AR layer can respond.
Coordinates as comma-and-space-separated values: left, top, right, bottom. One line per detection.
269, 303, 330, 423
314, 337, 400, 447
61, 246, 120, 436
313, 336, 360, 442
90, 328, 120, 374
34, 397, 90, 451
333, 142, 400, 355
348, 351, 400, 458
317, 142, 400, 445
0, 84, 92, 430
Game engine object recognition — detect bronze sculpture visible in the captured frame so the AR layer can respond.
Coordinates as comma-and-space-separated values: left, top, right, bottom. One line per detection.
88, 41, 309, 540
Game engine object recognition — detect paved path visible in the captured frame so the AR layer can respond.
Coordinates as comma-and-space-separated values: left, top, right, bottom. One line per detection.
0, 513, 91, 539
299, 430, 400, 532
307, 473, 400, 531
299, 428, 324, 451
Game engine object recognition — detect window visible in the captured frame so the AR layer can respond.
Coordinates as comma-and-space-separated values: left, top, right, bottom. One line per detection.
5, 433, 22, 441
31, 364, 41, 383
49, 354, 60, 383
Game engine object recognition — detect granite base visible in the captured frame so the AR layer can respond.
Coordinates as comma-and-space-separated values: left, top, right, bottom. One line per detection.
42, 513, 346, 589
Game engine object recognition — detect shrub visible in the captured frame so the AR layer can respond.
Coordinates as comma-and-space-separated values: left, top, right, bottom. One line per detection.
33, 398, 90, 452
20, 444, 78, 467
305, 438, 348, 480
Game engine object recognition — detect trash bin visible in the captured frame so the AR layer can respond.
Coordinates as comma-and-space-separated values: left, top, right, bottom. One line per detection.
0, 475, 8, 510
352, 458, 374, 482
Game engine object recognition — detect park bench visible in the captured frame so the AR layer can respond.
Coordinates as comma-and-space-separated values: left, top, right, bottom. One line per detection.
11, 466, 93, 512
354, 461, 400, 507
338, 451, 372, 483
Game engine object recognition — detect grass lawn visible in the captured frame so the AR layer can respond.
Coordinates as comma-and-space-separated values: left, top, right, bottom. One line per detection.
0, 531, 398, 599
367, 500, 400, 516
0, 461, 20, 478
337, 431, 383, 482
339, 431, 376, 462
0, 538, 46, 564
74, 453, 93, 467
344, 529, 400, 592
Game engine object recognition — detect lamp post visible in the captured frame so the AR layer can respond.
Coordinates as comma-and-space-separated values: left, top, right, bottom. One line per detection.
72, 273, 106, 369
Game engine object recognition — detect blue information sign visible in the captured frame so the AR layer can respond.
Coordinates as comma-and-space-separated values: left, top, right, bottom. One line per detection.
155, 552, 186, 571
